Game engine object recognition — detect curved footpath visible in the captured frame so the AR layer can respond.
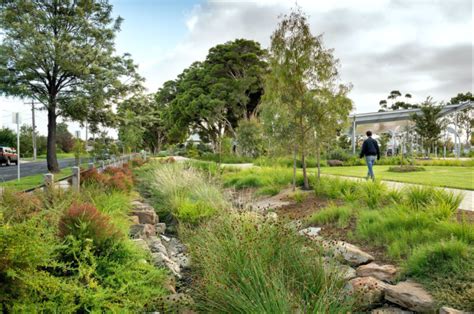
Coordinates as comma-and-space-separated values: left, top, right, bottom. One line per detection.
323, 174, 473, 212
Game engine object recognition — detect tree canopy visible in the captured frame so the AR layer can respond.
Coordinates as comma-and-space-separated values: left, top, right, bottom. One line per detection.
261, 8, 352, 188
0, 0, 141, 171
162, 39, 267, 151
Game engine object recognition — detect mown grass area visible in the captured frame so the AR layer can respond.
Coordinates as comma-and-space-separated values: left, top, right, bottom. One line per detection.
0, 162, 93, 191
320, 165, 474, 190
135, 160, 353, 312
0, 167, 73, 191
0, 161, 170, 312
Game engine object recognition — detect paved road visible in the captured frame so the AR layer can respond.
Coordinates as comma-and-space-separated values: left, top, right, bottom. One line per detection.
0, 158, 79, 182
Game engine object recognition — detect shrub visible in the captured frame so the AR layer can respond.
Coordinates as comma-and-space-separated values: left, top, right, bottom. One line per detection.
107, 171, 133, 192
58, 203, 122, 252
326, 148, 350, 162
0, 190, 42, 223
388, 165, 425, 172
81, 168, 107, 186
327, 160, 344, 167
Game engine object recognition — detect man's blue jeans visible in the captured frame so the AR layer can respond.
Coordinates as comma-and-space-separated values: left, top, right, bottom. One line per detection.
365, 155, 376, 180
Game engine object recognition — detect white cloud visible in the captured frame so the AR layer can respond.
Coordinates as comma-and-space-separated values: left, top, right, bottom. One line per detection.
145, 0, 473, 113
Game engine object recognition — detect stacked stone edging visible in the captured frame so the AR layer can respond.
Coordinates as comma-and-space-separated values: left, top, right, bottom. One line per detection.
128, 199, 193, 311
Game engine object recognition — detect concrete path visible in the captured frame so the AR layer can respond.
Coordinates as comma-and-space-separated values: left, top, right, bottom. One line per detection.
324, 174, 473, 211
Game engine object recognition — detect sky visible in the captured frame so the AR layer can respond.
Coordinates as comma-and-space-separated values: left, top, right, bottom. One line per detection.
0, 0, 472, 138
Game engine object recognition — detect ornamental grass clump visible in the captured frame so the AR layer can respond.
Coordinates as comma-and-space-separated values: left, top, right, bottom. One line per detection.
183, 213, 351, 312
59, 203, 122, 253
148, 163, 228, 223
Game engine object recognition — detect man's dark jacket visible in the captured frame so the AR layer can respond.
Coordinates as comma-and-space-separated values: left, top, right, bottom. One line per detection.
359, 137, 380, 160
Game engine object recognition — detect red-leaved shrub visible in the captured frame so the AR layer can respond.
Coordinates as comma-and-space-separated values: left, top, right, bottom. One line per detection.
58, 203, 122, 250
106, 171, 133, 192
81, 168, 107, 186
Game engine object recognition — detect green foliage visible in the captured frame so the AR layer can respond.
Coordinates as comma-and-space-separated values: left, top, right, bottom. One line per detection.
222, 166, 304, 194
0, 0, 141, 171
0, 185, 169, 311
235, 117, 265, 157
308, 204, 353, 228
56, 123, 75, 153
353, 200, 472, 309
411, 98, 447, 154
326, 148, 350, 161
197, 153, 253, 164
162, 39, 267, 148
262, 8, 352, 189
388, 165, 425, 172
183, 213, 351, 312
136, 162, 228, 223
0, 127, 15, 148
290, 190, 309, 203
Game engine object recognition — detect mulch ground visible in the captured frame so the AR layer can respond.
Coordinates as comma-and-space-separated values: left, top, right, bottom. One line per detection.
457, 209, 474, 223
275, 192, 474, 264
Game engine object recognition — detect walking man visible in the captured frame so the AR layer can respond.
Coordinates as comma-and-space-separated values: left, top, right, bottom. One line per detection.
359, 130, 380, 180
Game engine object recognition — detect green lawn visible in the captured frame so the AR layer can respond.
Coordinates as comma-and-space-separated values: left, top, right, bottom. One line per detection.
320, 165, 474, 190
0, 167, 73, 191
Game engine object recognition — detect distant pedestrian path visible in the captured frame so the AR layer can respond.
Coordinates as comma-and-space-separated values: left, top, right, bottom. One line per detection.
323, 174, 473, 211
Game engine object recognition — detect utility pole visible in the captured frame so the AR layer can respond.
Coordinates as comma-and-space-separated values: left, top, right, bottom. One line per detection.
25, 100, 40, 160
31, 101, 37, 160
13, 113, 21, 181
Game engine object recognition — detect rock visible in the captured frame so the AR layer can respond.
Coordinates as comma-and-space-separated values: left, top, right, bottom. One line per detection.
155, 222, 166, 234
175, 253, 190, 269
357, 262, 398, 282
132, 238, 150, 252
329, 241, 374, 266
371, 306, 413, 313
285, 219, 303, 231
265, 212, 278, 222
384, 280, 435, 312
338, 264, 357, 281
151, 252, 181, 278
129, 223, 156, 239
439, 306, 467, 314
345, 276, 387, 309
130, 209, 157, 224
298, 227, 322, 239
323, 259, 356, 281
148, 236, 168, 254
156, 293, 194, 313
164, 237, 186, 256
129, 215, 140, 224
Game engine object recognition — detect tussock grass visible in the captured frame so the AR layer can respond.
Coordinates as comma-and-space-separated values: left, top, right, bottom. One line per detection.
138, 162, 228, 223
182, 213, 351, 312
308, 203, 353, 228
222, 166, 304, 194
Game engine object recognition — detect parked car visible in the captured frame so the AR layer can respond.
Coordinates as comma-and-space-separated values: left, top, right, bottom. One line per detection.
0, 146, 18, 166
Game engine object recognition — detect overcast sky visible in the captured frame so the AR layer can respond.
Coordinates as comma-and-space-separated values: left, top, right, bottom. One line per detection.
1, 0, 472, 137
